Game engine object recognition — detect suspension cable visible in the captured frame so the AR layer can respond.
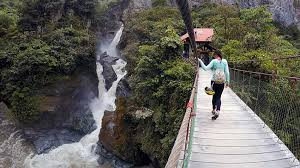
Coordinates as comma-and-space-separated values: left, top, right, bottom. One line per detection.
175, 0, 197, 52
230, 68, 300, 80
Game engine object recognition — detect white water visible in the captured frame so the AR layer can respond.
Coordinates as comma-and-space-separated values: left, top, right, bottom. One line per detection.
106, 24, 124, 57
24, 26, 126, 168
0, 120, 34, 168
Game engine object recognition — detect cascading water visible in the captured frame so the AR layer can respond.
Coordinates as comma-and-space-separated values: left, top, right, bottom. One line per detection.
106, 25, 124, 57
24, 25, 127, 168
0, 117, 34, 168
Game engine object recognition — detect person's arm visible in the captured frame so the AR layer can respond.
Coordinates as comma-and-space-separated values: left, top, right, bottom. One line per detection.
198, 58, 214, 71
224, 60, 230, 85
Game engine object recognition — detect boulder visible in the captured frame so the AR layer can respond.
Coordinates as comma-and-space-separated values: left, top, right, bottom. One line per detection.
99, 52, 119, 90
117, 79, 132, 97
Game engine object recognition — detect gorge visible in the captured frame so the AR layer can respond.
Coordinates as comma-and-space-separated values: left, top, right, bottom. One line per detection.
0, 0, 300, 168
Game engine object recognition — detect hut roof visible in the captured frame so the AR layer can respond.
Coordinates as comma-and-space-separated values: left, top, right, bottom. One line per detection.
181, 28, 214, 43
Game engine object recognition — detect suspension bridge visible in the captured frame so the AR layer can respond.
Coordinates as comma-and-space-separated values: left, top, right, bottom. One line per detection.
165, 0, 300, 167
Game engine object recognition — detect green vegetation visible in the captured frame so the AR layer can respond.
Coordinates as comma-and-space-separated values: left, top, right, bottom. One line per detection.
10, 87, 40, 123
276, 23, 300, 49
118, 7, 195, 167
192, 4, 299, 76
117, 3, 300, 167
0, 0, 98, 122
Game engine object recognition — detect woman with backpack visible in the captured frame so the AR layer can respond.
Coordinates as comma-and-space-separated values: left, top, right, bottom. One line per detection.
198, 50, 230, 120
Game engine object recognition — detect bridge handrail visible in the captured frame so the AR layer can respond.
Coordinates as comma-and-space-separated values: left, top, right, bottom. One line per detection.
230, 55, 300, 63
165, 63, 199, 168
230, 68, 300, 161
230, 68, 300, 81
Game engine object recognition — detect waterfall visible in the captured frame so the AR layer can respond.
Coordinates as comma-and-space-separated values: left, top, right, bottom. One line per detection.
24, 26, 126, 168
107, 24, 124, 57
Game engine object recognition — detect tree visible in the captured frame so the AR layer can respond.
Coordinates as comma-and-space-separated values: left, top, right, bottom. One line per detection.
0, 8, 18, 37
10, 87, 40, 123
240, 6, 273, 33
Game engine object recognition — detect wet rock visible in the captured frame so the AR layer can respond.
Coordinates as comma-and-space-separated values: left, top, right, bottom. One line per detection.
99, 52, 119, 90
95, 142, 114, 159
99, 110, 115, 152
22, 70, 98, 154
97, 155, 105, 165
113, 159, 133, 168
95, 142, 133, 167
0, 102, 9, 121
117, 79, 132, 97
95, 0, 130, 33
25, 128, 82, 154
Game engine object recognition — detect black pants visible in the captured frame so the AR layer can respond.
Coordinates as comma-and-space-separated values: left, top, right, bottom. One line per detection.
211, 81, 225, 111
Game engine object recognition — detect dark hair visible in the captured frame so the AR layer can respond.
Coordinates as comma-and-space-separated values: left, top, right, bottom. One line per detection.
214, 50, 222, 59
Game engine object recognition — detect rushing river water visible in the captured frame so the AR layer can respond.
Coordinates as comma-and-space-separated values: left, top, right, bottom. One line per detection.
0, 109, 34, 168
24, 26, 126, 168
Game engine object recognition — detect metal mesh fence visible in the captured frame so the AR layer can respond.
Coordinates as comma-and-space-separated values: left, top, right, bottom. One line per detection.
230, 68, 300, 160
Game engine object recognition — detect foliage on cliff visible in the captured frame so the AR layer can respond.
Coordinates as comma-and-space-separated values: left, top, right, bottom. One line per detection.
192, 4, 299, 76
116, 7, 195, 167
0, 0, 100, 122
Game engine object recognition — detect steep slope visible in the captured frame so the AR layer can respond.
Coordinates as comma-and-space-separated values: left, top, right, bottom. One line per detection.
127, 0, 300, 28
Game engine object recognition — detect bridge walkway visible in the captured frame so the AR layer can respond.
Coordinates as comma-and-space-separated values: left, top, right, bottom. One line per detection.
186, 69, 299, 168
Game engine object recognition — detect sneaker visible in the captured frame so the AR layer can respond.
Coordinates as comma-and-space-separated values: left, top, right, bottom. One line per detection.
211, 109, 216, 115
212, 110, 219, 120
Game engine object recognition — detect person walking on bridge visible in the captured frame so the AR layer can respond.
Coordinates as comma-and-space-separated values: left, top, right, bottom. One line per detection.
198, 50, 230, 120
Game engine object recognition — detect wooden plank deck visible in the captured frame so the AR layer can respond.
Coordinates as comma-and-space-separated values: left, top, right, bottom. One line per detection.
187, 69, 300, 168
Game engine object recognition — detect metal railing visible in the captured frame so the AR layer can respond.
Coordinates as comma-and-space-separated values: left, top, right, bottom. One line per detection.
230, 59, 300, 161
230, 55, 300, 63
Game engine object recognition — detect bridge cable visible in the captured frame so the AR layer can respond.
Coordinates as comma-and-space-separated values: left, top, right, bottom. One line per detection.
175, 0, 197, 53
230, 55, 300, 64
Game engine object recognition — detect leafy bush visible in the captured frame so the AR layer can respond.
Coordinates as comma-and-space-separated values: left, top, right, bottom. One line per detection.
118, 7, 195, 167
10, 87, 40, 123
0, 0, 97, 122
44, 27, 95, 73
192, 5, 299, 75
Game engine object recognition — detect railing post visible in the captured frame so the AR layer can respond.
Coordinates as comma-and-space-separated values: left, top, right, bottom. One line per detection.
242, 71, 245, 92
232, 65, 236, 89
254, 74, 261, 112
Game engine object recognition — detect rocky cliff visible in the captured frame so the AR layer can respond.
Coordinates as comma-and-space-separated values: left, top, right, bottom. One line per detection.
126, 0, 300, 28
211, 0, 299, 27
192, 0, 300, 28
